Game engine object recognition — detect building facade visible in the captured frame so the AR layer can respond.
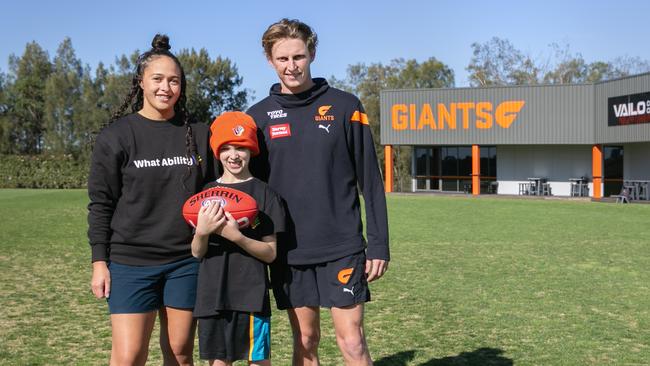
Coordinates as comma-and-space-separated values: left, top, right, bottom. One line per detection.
380, 73, 650, 198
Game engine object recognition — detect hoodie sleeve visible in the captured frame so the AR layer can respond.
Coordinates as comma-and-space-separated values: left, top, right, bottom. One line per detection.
87, 130, 124, 262
346, 100, 390, 261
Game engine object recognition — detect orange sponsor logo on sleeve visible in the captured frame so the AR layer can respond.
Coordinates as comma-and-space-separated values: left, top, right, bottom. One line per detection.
350, 111, 369, 125
391, 101, 525, 131
337, 268, 354, 285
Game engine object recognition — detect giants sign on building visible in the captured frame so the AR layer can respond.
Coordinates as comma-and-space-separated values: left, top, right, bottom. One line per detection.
608, 92, 650, 126
391, 101, 525, 131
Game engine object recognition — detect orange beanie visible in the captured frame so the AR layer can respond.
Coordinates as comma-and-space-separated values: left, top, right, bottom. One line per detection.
209, 111, 260, 157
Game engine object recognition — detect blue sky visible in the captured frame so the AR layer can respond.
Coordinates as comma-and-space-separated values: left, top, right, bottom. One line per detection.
2, 1, 649, 104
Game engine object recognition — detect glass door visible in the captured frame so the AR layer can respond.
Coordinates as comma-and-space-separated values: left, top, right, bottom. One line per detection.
603, 146, 623, 197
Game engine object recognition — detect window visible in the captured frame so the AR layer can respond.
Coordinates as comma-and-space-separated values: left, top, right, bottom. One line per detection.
480, 146, 497, 178
458, 146, 472, 178
414, 147, 432, 190
412, 145, 496, 192
480, 146, 497, 194
441, 147, 458, 177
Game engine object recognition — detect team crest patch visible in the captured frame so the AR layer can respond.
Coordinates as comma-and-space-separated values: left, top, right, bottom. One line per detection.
232, 125, 245, 136
315, 105, 335, 122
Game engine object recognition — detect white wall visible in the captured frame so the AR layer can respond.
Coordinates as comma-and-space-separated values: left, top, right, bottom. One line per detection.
497, 145, 592, 196
624, 142, 650, 180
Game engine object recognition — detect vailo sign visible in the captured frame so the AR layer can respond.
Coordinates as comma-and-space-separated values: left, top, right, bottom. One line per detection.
391, 100, 526, 131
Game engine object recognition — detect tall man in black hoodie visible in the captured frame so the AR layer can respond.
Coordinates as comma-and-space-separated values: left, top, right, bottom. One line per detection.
248, 19, 389, 366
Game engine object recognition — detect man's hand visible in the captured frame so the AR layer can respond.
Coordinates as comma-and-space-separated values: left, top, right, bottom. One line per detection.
365, 258, 389, 282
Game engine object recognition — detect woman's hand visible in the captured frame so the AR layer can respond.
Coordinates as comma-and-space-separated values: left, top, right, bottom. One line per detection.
91, 261, 111, 299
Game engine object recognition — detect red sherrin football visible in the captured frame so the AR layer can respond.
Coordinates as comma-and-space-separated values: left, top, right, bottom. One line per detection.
182, 186, 258, 229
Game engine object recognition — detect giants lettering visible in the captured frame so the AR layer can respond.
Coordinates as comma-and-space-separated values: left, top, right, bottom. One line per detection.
391, 101, 525, 131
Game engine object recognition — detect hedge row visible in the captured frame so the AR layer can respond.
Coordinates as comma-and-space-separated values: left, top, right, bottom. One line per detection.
0, 154, 89, 189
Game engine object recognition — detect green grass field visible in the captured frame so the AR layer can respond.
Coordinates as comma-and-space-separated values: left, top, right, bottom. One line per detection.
0, 190, 648, 365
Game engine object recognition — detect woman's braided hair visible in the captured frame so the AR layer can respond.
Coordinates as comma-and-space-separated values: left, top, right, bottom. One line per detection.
110, 34, 201, 189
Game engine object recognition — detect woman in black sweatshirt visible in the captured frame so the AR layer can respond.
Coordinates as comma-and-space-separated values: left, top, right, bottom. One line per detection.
87, 34, 214, 366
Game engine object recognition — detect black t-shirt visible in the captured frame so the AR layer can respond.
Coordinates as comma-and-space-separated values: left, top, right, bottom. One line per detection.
194, 178, 285, 317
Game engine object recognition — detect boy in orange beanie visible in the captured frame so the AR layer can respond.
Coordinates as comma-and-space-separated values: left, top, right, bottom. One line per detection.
191, 111, 285, 365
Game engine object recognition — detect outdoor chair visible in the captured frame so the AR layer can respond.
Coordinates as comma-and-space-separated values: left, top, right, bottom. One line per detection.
614, 187, 632, 203
615, 195, 629, 203
623, 184, 637, 200
570, 183, 581, 196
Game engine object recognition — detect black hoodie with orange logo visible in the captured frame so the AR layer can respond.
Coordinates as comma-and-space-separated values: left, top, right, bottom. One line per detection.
248, 78, 389, 265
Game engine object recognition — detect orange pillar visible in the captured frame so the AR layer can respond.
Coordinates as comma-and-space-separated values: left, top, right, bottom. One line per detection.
592, 145, 603, 199
384, 145, 393, 193
472, 145, 480, 195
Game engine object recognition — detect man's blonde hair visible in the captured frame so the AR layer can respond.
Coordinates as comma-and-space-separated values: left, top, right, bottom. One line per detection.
262, 18, 318, 58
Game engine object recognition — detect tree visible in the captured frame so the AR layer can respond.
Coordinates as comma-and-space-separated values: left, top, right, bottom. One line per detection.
609, 56, 650, 78
74, 63, 110, 158
6, 42, 52, 154
332, 58, 455, 191
0, 72, 10, 153
177, 48, 248, 124
102, 52, 138, 119
467, 38, 650, 86
388, 58, 455, 89
466, 37, 539, 86
43, 37, 83, 154
541, 44, 650, 84
0, 72, 5, 111
542, 43, 589, 84
585, 61, 615, 83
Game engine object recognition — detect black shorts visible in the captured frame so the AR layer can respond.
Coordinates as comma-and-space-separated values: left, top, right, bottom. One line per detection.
197, 311, 270, 362
271, 251, 370, 309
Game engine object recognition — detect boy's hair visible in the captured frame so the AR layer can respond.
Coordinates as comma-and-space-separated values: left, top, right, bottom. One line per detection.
209, 112, 260, 157
262, 18, 318, 58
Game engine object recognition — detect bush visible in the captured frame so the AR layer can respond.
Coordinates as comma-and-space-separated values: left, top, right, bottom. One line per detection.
0, 154, 89, 188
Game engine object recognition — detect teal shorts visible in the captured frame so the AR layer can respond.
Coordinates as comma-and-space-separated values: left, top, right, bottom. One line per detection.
107, 256, 199, 314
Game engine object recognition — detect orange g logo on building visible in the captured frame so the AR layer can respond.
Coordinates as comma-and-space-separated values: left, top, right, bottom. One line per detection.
315, 105, 335, 122
494, 101, 526, 128
337, 268, 354, 285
